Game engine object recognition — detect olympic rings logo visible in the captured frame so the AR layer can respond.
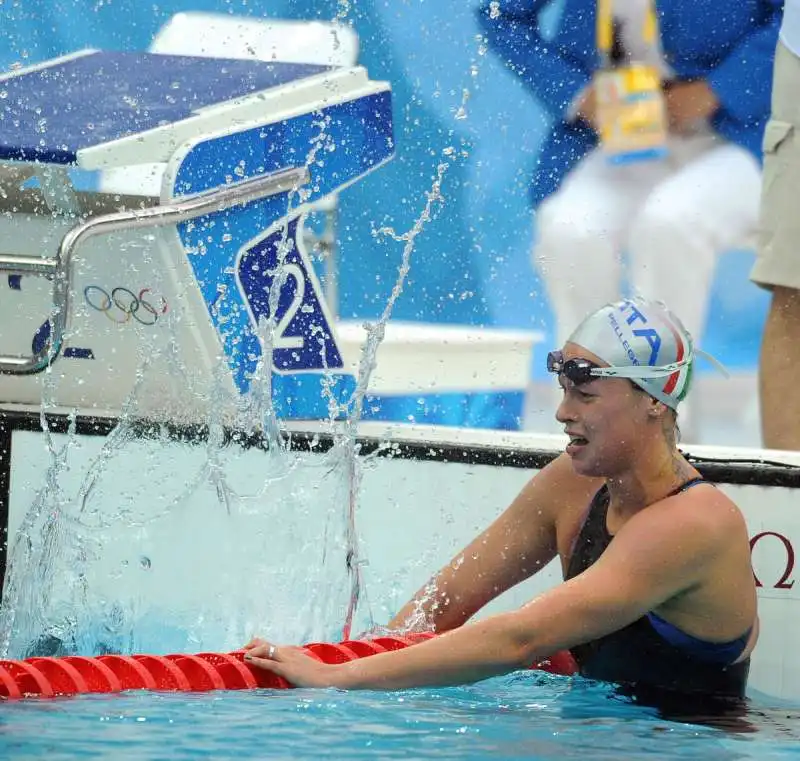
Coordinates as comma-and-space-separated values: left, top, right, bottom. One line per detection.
84, 285, 169, 326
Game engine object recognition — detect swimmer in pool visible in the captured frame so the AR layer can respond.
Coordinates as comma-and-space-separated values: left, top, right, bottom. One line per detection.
244, 297, 759, 702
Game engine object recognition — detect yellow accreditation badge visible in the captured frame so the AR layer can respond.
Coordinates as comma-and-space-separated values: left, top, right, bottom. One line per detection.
594, 0, 668, 164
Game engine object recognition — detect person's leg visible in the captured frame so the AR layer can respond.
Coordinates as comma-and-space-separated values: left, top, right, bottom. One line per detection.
758, 287, 800, 449
534, 149, 667, 349
750, 41, 800, 450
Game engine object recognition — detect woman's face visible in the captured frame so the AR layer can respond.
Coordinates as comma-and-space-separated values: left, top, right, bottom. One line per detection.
554, 343, 655, 477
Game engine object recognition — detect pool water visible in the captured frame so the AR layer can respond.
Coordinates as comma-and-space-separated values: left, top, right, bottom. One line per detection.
2, 672, 799, 760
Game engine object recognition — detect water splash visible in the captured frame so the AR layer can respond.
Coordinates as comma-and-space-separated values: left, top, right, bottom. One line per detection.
338, 29, 492, 638
0, 76, 352, 659
0, 5, 492, 656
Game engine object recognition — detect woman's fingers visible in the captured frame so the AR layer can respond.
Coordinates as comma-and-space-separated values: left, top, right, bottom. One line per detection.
246, 641, 277, 659
244, 652, 283, 672
243, 643, 333, 688
242, 637, 268, 651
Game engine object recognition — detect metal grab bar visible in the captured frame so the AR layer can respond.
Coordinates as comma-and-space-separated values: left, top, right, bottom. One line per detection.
0, 166, 310, 375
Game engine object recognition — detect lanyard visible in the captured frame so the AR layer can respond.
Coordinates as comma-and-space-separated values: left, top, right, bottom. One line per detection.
596, 0, 659, 66
594, 0, 669, 164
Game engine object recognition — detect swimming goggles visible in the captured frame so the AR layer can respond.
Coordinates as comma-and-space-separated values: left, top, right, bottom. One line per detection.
546, 350, 694, 385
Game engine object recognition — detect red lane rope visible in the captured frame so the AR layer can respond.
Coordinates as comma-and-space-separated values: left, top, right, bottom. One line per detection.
0, 634, 577, 700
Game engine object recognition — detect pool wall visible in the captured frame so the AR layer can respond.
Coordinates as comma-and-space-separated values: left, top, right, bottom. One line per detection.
1, 411, 798, 700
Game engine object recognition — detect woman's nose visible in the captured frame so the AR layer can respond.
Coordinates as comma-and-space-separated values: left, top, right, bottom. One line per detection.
555, 388, 577, 424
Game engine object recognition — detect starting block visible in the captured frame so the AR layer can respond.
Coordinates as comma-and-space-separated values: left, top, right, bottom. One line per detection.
0, 48, 394, 422
0, 42, 542, 426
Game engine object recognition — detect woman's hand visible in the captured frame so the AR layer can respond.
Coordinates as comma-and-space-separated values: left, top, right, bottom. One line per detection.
242, 638, 340, 688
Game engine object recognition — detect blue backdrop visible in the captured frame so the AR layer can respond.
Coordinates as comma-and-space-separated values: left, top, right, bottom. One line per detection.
0, 0, 770, 428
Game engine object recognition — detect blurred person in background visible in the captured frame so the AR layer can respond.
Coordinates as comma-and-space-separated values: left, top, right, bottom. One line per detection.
477, 0, 781, 438
750, 0, 800, 452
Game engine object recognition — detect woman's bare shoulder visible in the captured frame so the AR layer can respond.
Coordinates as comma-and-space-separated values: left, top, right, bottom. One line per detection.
537, 452, 604, 502
516, 452, 604, 533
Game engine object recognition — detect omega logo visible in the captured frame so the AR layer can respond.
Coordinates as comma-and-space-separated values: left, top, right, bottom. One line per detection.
750, 531, 795, 590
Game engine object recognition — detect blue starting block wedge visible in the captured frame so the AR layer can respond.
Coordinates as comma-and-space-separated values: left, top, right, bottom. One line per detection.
0, 49, 394, 423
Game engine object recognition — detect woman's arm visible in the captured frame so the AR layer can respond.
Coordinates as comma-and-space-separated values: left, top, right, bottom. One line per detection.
245, 487, 731, 690
386, 454, 596, 633
385, 501, 556, 634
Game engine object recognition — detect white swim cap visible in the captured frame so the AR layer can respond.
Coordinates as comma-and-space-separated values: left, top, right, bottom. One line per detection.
565, 298, 724, 409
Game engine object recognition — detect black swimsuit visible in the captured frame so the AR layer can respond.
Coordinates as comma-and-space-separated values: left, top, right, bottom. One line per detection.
565, 478, 751, 705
